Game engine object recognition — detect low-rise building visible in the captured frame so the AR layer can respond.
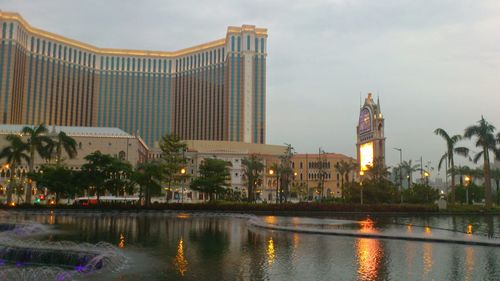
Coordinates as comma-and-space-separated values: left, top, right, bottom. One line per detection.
0, 125, 148, 197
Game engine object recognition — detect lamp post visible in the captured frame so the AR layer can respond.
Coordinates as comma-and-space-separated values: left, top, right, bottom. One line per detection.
393, 147, 403, 203
359, 170, 364, 205
269, 168, 279, 204
180, 168, 186, 203
464, 175, 471, 205
424, 171, 430, 185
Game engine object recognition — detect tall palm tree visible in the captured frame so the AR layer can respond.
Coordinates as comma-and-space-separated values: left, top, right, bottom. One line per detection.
434, 128, 470, 203
464, 116, 499, 208
21, 124, 53, 203
491, 168, 500, 205
53, 131, 77, 164
453, 165, 472, 186
335, 160, 356, 199
400, 160, 419, 188
0, 135, 30, 204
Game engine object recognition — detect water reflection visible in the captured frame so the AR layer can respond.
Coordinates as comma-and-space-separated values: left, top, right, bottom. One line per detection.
174, 238, 188, 277
356, 237, 383, 281
118, 233, 125, 248
1, 212, 498, 281
267, 237, 275, 265
464, 246, 475, 281
422, 243, 433, 277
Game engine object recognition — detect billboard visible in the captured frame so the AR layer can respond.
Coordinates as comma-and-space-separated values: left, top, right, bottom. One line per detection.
360, 142, 374, 171
358, 108, 372, 134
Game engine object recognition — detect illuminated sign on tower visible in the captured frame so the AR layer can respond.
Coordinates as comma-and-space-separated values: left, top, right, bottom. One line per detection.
356, 93, 385, 172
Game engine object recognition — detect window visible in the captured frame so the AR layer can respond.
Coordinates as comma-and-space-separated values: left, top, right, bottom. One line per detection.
118, 151, 126, 160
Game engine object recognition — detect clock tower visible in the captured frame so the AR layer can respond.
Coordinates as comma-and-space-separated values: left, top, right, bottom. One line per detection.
356, 93, 385, 172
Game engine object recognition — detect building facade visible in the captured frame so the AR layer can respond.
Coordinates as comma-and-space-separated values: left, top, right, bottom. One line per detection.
148, 141, 356, 202
0, 11, 267, 146
356, 93, 385, 172
290, 153, 357, 199
0, 124, 148, 198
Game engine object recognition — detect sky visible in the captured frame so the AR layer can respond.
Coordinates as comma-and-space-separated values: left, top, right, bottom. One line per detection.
2, 0, 499, 177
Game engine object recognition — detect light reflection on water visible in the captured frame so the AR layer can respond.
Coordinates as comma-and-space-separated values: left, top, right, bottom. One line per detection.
174, 238, 188, 276
0, 212, 498, 281
356, 237, 383, 281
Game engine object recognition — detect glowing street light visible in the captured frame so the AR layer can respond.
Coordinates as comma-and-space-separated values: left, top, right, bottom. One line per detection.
359, 171, 365, 205
180, 168, 187, 203
464, 175, 471, 205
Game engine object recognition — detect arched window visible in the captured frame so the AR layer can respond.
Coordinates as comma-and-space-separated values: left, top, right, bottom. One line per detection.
118, 151, 126, 160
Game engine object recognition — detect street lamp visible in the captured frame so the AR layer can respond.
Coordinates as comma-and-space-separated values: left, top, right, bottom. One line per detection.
393, 148, 403, 203
180, 168, 186, 203
464, 175, 471, 205
424, 171, 430, 185
359, 170, 365, 205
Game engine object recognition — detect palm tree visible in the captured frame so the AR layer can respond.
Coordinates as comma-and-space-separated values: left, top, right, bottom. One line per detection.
21, 124, 53, 204
335, 160, 356, 199
0, 135, 30, 204
50, 131, 77, 164
453, 165, 472, 186
434, 128, 470, 203
464, 116, 499, 208
491, 168, 500, 205
241, 154, 264, 202
400, 160, 419, 188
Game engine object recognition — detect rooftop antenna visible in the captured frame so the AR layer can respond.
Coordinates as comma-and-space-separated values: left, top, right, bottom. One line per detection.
359, 92, 362, 108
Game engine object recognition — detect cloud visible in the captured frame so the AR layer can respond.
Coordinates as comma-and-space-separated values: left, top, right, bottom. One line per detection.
2, 0, 499, 172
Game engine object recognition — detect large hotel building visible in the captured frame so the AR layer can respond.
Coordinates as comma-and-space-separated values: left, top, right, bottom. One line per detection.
0, 11, 267, 146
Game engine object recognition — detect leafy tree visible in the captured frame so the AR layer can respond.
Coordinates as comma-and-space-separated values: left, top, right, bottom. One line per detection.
190, 158, 231, 201
241, 154, 264, 202
28, 165, 79, 203
434, 128, 470, 204
133, 160, 164, 205
402, 184, 439, 204
22, 124, 53, 203
464, 116, 500, 208
159, 134, 187, 193
345, 179, 398, 204
81, 151, 132, 204
455, 184, 485, 204
279, 144, 294, 203
0, 134, 29, 203
105, 158, 133, 197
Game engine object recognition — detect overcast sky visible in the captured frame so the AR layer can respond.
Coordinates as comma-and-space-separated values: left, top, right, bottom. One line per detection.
2, 0, 499, 177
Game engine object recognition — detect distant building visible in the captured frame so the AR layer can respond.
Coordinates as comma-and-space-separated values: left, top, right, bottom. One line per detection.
356, 93, 385, 172
0, 11, 268, 146
149, 141, 356, 202
149, 140, 286, 202
290, 153, 357, 200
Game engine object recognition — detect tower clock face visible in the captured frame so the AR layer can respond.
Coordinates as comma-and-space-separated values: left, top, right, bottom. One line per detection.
359, 108, 372, 134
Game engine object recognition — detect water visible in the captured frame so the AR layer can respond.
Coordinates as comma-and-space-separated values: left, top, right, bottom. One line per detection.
0, 210, 499, 281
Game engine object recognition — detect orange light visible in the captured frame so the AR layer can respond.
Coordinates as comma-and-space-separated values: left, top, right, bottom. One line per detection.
466, 224, 473, 235
424, 226, 431, 234
180, 168, 186, 175
269, 169, 274, 175
407, 224, 412, 232
359, 218, 376, 234
9, 202, 15, 207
